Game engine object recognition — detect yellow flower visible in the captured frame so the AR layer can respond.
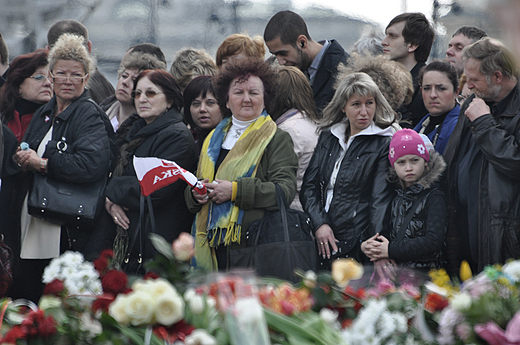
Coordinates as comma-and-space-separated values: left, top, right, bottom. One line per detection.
331, 258, 363, 287
460, 260, 472, 282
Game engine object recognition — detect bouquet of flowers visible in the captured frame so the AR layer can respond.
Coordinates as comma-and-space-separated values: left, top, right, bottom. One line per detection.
437, 261, 520, 345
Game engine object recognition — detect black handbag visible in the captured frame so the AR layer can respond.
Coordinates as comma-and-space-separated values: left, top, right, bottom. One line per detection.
28, 172, 106, 227
229, 184, 317, 283
27, 118, 106, 227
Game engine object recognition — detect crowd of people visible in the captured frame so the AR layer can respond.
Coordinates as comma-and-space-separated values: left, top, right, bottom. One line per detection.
0, 9, 519, 302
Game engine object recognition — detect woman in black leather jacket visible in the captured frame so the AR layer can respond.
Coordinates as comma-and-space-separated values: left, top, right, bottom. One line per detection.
300, 72, 398, 269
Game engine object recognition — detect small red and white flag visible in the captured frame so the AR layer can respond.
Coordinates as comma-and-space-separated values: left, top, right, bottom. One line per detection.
133, 157, 206, 196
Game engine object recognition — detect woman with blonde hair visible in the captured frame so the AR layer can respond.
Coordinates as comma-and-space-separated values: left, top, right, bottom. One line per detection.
271, 66, 319, 211
216, 33, 266, 70
301, 72, 399, 270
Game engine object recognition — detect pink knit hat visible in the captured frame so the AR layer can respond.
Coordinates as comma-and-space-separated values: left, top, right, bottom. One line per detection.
388, 129, 430, 167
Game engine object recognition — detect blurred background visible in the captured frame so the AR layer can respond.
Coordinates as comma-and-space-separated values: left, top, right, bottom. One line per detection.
0, 0, 511, 85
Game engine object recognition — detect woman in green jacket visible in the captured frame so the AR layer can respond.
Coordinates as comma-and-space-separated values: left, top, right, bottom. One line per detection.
185, 60, 298, 271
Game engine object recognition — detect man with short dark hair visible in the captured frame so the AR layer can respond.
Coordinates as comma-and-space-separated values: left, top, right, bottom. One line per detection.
0, 32, 9, 88
382, 13, 435, 128
444, 38, 520, 274
47, 19, 114, 104
446, 26, 487, 76
126, 43, 167, 65
264, 10, 348, 112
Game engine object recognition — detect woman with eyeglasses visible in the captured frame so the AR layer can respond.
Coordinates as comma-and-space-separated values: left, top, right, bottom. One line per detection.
0, 49, 52, 144
414, 61, 460, 155
0, 49, 52, 299
105, 69, 197, 273
7, 34, 116, 302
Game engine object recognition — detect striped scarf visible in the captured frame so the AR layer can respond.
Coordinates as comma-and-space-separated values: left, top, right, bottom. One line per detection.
192, 111, 276, 271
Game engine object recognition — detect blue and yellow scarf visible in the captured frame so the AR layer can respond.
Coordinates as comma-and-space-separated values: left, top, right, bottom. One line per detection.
191, 111, 276, 271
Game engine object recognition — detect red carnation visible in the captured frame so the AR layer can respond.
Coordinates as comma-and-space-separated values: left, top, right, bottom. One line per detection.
100, 249, 114, 259
94, 257, 109, 275
42, 279, 65, 297
92, 294, 116, 313
144, 272, 160, 280
38, 315, 57, 338
2, 326, 27, 343
154, 320, 195, 343
102, 269, 128, 294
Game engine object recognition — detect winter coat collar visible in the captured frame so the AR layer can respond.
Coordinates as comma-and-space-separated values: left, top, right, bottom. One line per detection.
38, 89, 92, 122
126, 107, 184, 141
330, 121, 394, 151
388, 150, 446, 191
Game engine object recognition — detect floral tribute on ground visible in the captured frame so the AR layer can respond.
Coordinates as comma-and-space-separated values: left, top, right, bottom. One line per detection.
0, 233, 519, 344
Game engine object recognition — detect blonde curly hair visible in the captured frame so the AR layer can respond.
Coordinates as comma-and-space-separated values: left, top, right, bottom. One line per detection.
336, 54, 413, 112
48, 33, 95, 76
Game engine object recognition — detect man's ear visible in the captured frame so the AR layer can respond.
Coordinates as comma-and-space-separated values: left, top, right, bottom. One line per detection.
297, 34, 308, 49
407, 43, 419, 53
494, 71, 503, 84
87, 41, 92, 54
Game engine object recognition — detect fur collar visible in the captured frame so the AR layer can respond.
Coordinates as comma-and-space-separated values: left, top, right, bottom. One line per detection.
387, 150, 446, 189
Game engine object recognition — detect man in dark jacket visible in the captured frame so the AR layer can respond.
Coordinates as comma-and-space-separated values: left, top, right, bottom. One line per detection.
444, 37, 520, 274
264, 10, 348, 113
382, 13, 434, 128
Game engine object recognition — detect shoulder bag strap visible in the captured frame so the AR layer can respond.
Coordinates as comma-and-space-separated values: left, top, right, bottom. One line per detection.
394, 191, 428, 243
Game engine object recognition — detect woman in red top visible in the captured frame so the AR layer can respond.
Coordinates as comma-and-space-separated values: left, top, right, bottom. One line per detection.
0, 49, 52, 142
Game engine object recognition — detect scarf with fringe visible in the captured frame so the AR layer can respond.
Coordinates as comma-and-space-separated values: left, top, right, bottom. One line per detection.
192, 111, 276, 271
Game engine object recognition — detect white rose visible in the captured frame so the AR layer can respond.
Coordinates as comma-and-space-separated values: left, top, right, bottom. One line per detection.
131, 279, 149, 292
155, 291, 185, 326
38, 296, 62, 311
189, 294, 205, 315
185, 329, 217, 345
206, 296, 217, 309
235, 297, 264, 325
304, 270, 317, 288
125, 290, 155, 326
109, 294, 131, 325
184, 288, 196, 302
451, 292, 472, 311
148, 278, 176, 299
319, 308, 339, 325
503, 261, 520, 283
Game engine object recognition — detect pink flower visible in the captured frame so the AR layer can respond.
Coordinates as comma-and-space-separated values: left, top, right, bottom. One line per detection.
172, 233, 195, 261
377, 279, 395, 294
455, 322, 472, 341
475, 311, 520, 345
401, 283, 420, 299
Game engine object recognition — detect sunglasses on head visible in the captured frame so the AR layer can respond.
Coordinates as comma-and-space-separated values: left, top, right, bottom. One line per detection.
131, 89, 164, 99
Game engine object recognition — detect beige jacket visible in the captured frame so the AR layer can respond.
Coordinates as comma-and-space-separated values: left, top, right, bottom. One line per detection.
276, 109, 319, 211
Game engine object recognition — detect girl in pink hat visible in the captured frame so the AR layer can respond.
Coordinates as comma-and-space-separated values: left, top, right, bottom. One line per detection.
361, 128, 447, 277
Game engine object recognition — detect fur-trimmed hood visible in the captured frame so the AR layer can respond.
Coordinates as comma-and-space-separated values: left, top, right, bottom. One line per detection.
387, 149, 446, 190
